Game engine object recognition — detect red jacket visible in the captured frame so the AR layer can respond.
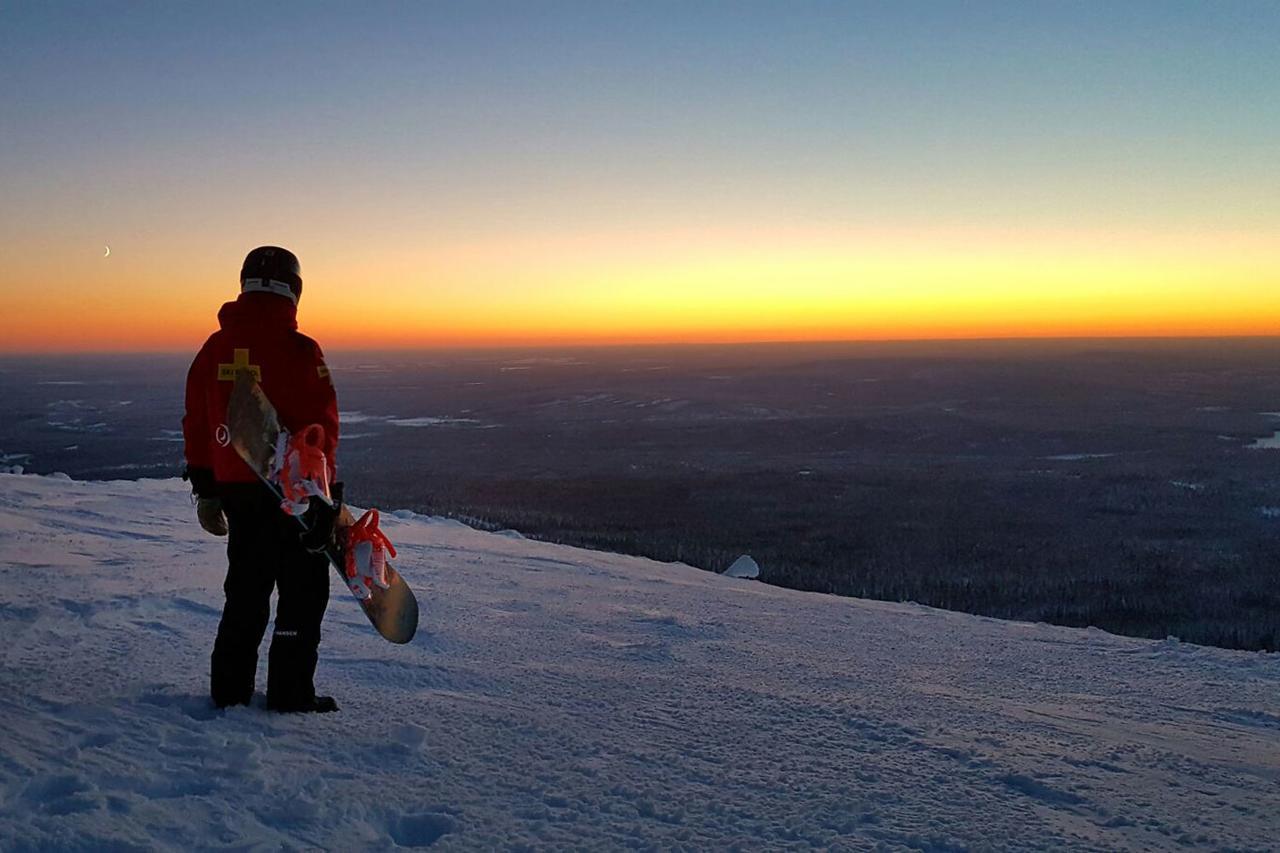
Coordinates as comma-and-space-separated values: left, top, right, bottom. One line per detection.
183, 292, 338, 496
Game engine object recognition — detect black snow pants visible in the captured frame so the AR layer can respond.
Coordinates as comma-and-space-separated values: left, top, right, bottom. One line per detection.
210, 487, 330, 709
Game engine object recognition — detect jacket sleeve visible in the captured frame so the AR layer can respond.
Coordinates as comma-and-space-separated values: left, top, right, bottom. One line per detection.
181, 343, 216, 497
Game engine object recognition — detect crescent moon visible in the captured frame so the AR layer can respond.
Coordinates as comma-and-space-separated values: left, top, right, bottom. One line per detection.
103, 246, 111, 258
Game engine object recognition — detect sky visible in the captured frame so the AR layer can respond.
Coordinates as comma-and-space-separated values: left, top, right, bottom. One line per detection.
1, 1, 1277, 352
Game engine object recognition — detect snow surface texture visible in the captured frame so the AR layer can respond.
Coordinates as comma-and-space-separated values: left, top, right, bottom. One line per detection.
1, 474, 1278, 851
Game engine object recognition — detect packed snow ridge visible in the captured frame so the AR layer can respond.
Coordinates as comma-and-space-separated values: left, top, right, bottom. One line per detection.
1, 473, 1278, 851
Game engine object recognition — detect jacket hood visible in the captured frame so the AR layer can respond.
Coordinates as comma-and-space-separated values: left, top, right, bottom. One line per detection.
217, 291, 299, 332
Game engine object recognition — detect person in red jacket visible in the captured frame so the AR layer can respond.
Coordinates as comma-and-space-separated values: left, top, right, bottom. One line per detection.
183, 246, 340, 713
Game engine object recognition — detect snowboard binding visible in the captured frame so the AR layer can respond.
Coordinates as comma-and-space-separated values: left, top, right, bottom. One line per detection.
342, 509, 397, 602
272, 423, 332, 516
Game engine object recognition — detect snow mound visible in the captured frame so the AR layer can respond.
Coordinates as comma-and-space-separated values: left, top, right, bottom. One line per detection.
0, 472, 1278, 850
722, 554, 760, 579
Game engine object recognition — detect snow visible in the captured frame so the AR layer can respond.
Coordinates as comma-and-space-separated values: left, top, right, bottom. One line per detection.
338, 411, 480, 428
387, 417, 479, 428
1248, 430, 1280, 450
1043, 453, 1117, 461
1, 474, 1278, 850
722, 554, 760, 579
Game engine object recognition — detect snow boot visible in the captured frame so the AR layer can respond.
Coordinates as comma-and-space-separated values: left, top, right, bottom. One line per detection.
267, 695, 339, 714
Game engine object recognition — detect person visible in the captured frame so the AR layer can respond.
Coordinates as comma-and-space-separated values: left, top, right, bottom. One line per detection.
182, 246, 341, 713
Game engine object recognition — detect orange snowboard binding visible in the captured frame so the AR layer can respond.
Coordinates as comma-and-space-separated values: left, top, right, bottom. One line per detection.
272, 424, 332, 516
343, 508, 397, 602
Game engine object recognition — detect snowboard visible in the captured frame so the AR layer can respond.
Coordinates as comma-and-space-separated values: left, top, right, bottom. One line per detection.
227, 369, 419, 644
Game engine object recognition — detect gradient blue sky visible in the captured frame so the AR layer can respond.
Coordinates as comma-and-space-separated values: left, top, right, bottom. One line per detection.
2, 2, 1278, 349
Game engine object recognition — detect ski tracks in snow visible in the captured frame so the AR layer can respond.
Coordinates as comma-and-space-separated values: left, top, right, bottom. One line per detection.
0, 473, 1278, 850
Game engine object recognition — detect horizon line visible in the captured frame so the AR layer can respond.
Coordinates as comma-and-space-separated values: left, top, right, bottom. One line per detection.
5, 331, 1280, 359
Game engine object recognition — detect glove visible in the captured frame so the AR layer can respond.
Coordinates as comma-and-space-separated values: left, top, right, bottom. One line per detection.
196, 497, 228, 537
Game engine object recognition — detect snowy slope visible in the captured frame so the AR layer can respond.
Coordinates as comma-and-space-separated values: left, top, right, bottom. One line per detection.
0, 474, 1278, 851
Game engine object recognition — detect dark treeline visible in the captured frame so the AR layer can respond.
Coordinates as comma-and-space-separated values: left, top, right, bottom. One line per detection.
406, 459, 1280, 652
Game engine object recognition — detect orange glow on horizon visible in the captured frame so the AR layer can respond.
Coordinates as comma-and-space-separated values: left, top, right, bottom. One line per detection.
3, 226, 1277, 353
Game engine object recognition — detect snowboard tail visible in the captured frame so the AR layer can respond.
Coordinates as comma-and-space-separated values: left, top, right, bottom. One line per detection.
227, 370, 419, 644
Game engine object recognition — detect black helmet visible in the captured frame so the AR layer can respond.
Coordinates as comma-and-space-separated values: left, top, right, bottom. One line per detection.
240, 246, 303, 303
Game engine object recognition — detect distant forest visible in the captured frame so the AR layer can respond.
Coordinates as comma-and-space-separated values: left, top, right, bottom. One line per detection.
426, 461, 1280, 653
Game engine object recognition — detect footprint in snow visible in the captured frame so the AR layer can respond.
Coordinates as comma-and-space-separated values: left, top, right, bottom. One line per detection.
389, 811, 457, 847
21, 773, 99, 816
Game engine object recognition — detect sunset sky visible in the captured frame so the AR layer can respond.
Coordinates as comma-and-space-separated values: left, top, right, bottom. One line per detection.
2, 1, 1277, 352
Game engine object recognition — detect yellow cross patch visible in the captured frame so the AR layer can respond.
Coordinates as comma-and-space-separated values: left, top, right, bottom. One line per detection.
217, 348, 262, 382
